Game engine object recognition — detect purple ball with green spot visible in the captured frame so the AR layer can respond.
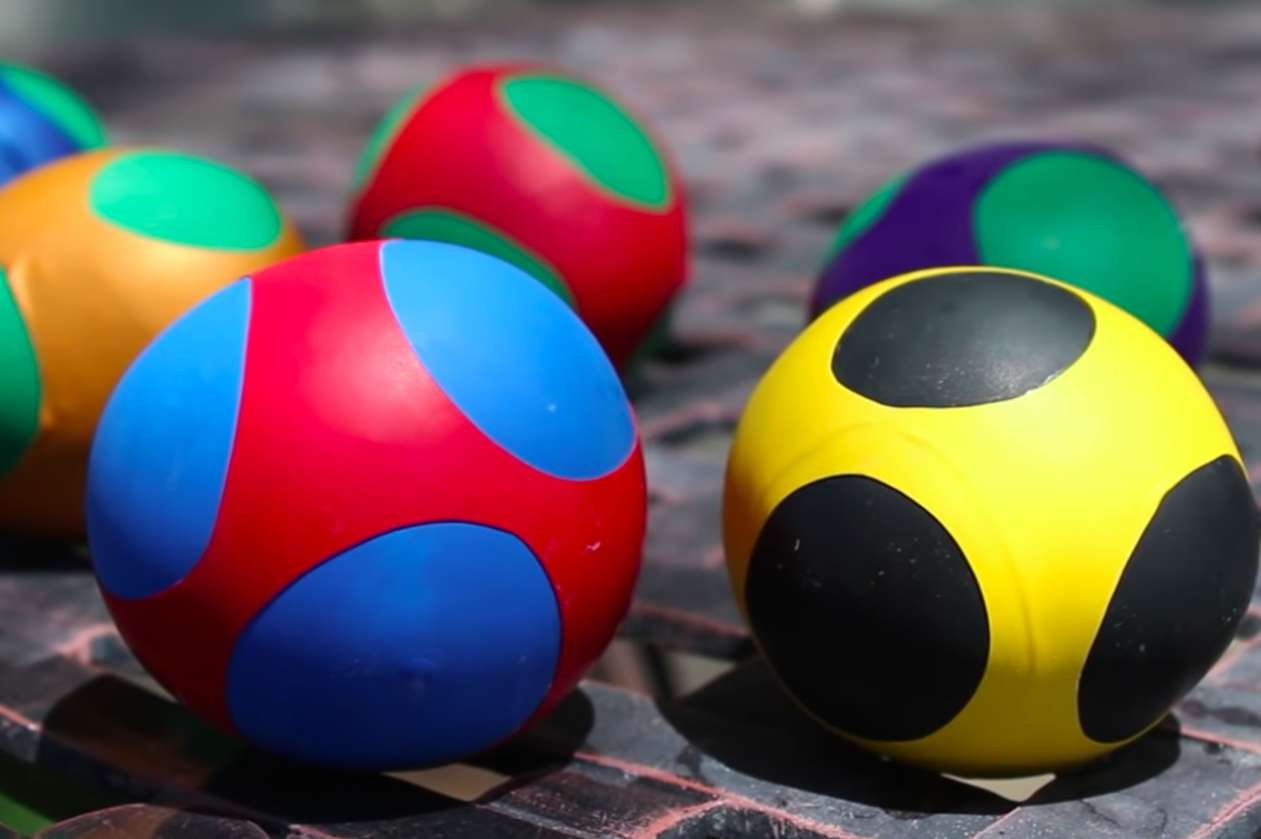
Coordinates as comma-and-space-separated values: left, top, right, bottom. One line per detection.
0, 63, 106, 186
812, 142, 1209, 365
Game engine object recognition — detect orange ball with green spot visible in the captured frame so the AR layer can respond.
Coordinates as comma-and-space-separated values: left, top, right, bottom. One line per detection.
0, 148, 304, 537
346, 64, 688, 366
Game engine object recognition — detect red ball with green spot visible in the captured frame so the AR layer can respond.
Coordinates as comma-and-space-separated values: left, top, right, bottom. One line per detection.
346, 64, 688, 366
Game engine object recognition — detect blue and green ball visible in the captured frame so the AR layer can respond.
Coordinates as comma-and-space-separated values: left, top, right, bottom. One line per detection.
0, 62, 105, 186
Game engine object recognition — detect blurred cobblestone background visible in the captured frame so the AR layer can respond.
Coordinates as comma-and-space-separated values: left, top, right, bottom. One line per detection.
3, 3, 1261, 835
8, 0, 1260, 684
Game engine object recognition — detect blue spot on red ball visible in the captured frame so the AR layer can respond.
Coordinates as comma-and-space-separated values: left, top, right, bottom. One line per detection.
88, 280, 251, 600
225, 521, 561, 769
379, 239, 635, 481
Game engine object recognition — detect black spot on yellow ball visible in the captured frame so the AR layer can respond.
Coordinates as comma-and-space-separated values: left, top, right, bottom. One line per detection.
1079, 456, 1260, 743
832, 271, 1095, 408
746, 475, 989, 741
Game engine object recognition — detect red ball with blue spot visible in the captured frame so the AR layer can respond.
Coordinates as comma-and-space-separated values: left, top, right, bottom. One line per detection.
86, 239, 646, 770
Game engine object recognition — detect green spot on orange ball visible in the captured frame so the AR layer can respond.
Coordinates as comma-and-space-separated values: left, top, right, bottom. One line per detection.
89, 151, 284, 250
0, 265, 40, 476
975, 152, 1192, 338
351, 85, 427, 194
382, 207, 576, 307
0, 63, 106, 149
502, 74, 670, 209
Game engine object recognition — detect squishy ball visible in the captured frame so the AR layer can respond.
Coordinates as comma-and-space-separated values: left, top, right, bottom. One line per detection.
347, 63, 688, 366
0, 147, 304, 536
726, 265, 1257, 776
0, 62, 106, 186
87, 240, 646, 770
811, 142, 1209, 365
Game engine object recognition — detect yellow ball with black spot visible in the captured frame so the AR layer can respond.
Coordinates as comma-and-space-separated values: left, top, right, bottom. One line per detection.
723, 266, 1259, 776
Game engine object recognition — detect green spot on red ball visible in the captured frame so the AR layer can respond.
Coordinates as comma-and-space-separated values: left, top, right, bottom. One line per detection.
501, 74, 670, 209
381, 207, 576, 307
0, 265, 40, 476
89, 151, 283, 250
